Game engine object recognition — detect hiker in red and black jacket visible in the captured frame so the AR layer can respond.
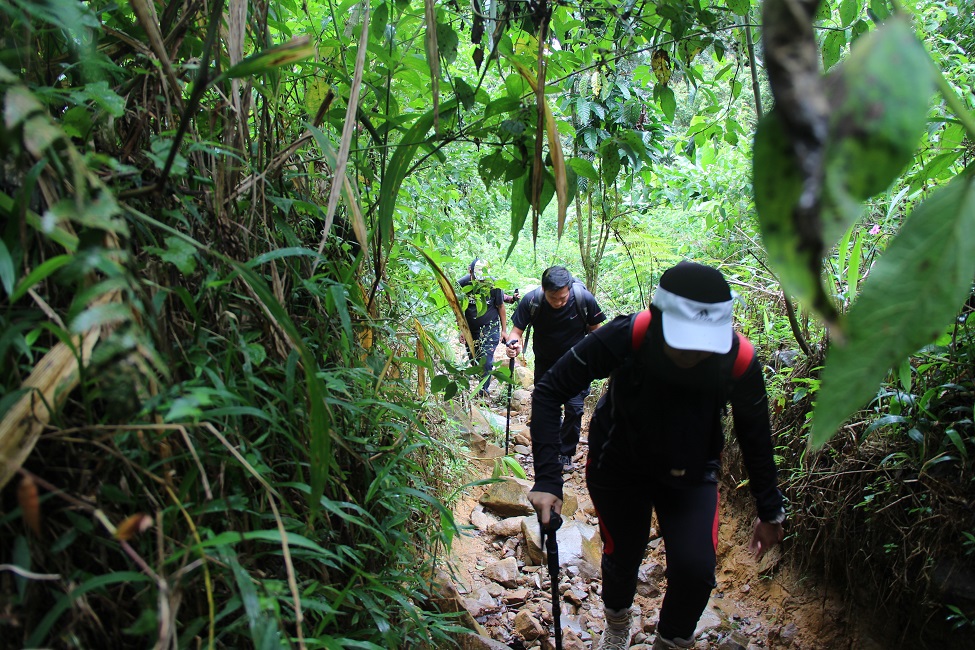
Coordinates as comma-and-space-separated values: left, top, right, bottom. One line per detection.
527, 261, 786, 650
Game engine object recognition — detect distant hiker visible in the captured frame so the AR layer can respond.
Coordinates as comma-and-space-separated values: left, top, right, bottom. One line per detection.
505, 265, 605, 469
459, 259, 512, 398
526, 261, 785, 650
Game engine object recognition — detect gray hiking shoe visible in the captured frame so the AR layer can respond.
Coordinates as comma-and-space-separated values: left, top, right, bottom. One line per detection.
597, 607, 633, 650
652, 634, 694, 649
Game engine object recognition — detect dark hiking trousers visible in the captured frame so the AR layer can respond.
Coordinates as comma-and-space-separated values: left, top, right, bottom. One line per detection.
468, 326, 500, 395
535, 360, 588, 458
586, 459, 719, 641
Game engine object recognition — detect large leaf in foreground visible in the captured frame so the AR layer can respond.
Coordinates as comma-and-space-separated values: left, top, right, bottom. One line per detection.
821, 17, 934, 249
811, 173, 975, 447
753, 110, 838, 325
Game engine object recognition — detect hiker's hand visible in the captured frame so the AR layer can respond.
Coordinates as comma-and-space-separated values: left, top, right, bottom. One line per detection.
528, 491, 562, 526
506, 338, 521, 357
749, 518, 784, 559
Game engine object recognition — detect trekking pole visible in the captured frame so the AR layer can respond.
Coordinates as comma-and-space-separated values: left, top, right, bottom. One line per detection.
504, 356, 515, 455
539, 510, 563, 650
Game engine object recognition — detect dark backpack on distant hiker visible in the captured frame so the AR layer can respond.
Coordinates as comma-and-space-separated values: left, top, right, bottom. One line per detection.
521, 280, 590, 353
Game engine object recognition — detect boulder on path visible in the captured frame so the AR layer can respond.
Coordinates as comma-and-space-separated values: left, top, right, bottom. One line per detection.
510, 388, 532, 411
479, 477, 535, 517
514, 366, 534, 388
471, 404, 507, 431
521, 517, 602, 568
483, 556, 521, 588
487, 515, 529, 537
514, 609, 546, 641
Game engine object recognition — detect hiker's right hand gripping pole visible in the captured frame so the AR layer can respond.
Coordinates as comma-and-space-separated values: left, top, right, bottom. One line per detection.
539, 510, 563, 650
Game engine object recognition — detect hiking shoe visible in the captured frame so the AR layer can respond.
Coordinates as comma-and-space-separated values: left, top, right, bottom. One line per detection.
652, 634, 694, 649
559, 455, 574, 471
597, 607, 632, 650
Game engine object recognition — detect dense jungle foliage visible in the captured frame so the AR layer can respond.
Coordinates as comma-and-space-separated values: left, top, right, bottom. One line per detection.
0, 0, 973, 647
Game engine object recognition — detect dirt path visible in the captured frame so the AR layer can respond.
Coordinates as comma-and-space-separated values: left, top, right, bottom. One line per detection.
446, 398, 889, 649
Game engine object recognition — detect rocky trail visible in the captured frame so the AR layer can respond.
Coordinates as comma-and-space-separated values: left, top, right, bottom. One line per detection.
433, 368, 891, 650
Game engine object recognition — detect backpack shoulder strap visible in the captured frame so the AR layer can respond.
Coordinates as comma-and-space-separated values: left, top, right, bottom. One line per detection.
732, 332, 755, 379
631, 309, 652, 351
571, 281, 589, 325
527, 287, 542, 322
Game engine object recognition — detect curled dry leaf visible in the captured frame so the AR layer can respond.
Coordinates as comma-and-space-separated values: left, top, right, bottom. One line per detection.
115, 513, 154, 541
18, 475, 41, 536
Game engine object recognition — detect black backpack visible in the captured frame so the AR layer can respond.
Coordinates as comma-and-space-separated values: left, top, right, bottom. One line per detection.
521, 280, 590, 352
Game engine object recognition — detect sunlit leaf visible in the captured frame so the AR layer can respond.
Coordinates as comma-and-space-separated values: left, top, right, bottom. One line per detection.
217, 36, 316, 81
811, 173, 975, 448
839, 0, 859, 27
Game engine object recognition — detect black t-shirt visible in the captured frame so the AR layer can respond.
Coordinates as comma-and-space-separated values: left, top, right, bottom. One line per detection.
511, 284, 605, 370
458, 274, 504, 332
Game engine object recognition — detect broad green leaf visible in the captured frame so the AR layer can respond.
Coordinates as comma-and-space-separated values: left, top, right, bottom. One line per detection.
371, 1, 389, 39
727, 0, 751, 17
811, 173, 975, 448
77, 80, 126, 117
821, 30, 845, 71
868, 0, 890, 20
157, 235, 198, 274
436, 21, 458, 65
455, 77, 475, 110
431, 374, 450, 393
851, 18, 869, 42
821, 17, 934, 249
753, 110, 837, 322
839, 0, 859, 27
506, 172, 530, 260
656, 85, 676, 122
599, 139, 621, 187
567, 157, 598, 181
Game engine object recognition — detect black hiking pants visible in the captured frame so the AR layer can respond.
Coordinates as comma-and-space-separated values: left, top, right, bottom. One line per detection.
535, 359, 588, 458
586, 458, 719, 641
467, 325, 500, 396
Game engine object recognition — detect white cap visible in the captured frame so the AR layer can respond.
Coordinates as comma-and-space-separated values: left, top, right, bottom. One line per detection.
652, 286, 734, 354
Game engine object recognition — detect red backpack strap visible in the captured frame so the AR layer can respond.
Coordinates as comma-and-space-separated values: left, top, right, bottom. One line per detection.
732, 332, 755, 379
631, 310, 652, 351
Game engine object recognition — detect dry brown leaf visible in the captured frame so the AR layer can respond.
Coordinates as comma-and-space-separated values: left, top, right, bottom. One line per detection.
115, 513, 153, 541
17, 475, 41, 536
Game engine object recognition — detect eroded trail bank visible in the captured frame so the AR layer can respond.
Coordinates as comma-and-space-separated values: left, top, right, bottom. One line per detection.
435, 397, 890, 649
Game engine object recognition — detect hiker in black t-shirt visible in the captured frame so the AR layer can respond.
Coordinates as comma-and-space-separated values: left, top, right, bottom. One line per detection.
505, 266, 606, 468
527, 261, 785, 650
459, 259, 510, 398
